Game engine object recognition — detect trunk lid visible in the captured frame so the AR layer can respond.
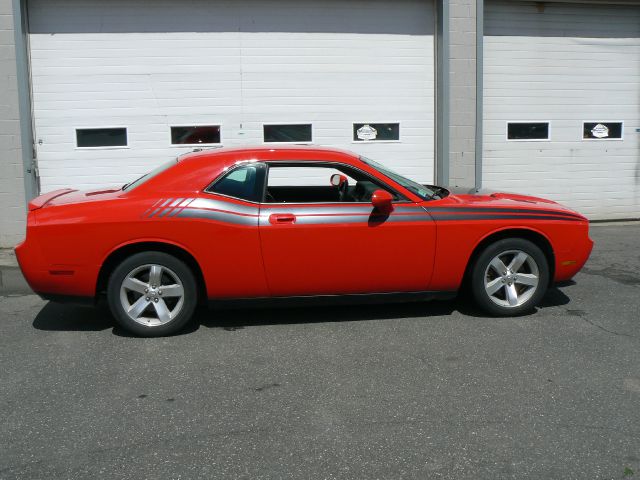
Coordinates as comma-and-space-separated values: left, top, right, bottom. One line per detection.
28, 187, 123, 210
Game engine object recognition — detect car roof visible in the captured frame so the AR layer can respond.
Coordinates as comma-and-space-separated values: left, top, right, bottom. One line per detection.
178, 145, 359, 166
136, 145, 375, 195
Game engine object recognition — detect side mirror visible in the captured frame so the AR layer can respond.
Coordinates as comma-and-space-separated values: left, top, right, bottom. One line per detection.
371, 189, 394, 214
330, 173, 348, 187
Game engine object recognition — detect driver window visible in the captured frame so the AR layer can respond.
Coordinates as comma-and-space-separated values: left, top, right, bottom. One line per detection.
264, 164, 399, 204
268, 167, 356, 187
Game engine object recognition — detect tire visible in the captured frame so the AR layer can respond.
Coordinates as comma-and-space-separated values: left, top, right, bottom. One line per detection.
107, 251, 198, 337
470, 238, 549, 316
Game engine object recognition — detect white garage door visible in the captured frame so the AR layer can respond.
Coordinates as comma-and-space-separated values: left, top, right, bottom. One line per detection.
483, 1, 640, 219
28, 0, 435, 193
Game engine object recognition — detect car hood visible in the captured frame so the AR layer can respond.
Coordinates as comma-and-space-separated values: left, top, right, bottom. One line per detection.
426, 185, 588, 220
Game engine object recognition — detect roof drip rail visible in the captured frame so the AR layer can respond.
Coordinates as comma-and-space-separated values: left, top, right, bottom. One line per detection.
176, 145, 223, 161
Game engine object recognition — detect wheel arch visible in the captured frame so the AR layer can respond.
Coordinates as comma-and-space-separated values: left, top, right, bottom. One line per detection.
462, 227, 555, 290
96, 240, 207, 303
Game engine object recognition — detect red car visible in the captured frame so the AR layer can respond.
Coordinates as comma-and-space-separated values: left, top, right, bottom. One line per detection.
16, 146, 593, 336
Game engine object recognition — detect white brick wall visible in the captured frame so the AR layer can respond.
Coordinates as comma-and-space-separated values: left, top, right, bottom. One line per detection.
0, 0, 26, 248
448, 0, 477, 187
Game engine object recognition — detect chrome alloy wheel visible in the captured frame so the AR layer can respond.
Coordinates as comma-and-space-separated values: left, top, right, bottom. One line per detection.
119, 264, 185, 327
483, 250, 540, 308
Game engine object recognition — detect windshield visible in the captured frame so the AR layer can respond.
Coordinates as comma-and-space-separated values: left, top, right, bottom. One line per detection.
360, 156, 440, 200
123, 159, 177, 191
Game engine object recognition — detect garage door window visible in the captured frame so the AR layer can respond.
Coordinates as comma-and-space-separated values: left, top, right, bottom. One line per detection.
171, 125, 221, 145
76, 128, 127, 148
506, 122, 550, 141
263, 124, 312, 143
353, 123, 400, 142
583, 122, 623, 140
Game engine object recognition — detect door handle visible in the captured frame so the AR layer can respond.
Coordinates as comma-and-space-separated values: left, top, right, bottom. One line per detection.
269, 213, 296, 225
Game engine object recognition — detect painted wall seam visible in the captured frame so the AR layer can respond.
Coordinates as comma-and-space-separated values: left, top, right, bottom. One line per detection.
475, 0, 483, 191
435, 0, 450, 185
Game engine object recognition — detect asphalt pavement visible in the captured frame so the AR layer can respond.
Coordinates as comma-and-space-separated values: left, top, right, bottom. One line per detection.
1, 223, 639, 479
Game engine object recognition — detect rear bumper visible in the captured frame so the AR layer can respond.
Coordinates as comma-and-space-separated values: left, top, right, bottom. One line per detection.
15, 235, 97, 300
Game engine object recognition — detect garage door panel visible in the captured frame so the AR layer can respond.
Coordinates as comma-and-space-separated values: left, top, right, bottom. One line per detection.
486, 2, 640, 37
29, 0, 434, 192
484, 0, 640, 219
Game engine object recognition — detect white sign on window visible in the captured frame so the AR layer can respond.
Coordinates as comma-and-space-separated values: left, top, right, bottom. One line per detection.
590, 124, 609, 139
356, 124, 378, 141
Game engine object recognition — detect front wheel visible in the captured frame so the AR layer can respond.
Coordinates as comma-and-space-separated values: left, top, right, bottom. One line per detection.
107, 252, 198, 336
471, 238, 549, 316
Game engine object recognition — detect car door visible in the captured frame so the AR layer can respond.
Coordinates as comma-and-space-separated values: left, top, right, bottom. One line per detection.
258, 162, 437, 296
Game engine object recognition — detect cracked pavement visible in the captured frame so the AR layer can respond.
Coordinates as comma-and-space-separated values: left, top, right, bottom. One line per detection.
0, 223, 639, 479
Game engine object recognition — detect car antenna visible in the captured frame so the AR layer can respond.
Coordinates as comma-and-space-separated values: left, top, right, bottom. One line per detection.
176, 145, 223, 161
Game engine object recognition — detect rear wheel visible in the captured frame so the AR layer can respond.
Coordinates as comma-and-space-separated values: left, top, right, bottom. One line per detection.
107, 252, 197, 336
471, 238, 549, 316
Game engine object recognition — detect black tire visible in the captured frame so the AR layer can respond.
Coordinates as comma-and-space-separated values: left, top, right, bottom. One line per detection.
470, 238, 549, 316
107, 251, 198, 337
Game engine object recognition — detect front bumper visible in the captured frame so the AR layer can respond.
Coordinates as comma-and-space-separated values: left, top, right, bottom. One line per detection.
554, 233, 594, 282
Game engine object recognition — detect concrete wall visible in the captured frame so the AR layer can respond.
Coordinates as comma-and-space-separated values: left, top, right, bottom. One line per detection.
0, 0, 26, 248
447, 0, 478, 188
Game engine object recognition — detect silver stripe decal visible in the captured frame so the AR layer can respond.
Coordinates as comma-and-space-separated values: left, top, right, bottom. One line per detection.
176, 208, 258, 226
142, 199, 164, 217
148, 198, 174, 218
189, 197, 259, 215
168, 198, 194, 217
263, 206, 373, 216
261, 205, 423, 216
158, 198, 185, 217
259, 213, 433, 226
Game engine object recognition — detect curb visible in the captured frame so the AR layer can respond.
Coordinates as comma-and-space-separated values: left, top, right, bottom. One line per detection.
0, 265, 32, 296
0, 249, 33, 295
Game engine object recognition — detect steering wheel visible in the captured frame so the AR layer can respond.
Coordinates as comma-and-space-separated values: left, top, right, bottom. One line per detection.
338, 178, 349, 202
265, 189, 276, 203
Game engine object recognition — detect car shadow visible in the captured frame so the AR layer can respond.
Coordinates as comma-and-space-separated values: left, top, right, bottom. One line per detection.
31, 284, 573, 336
200, 299, 462, 331
32, 302, 114, 332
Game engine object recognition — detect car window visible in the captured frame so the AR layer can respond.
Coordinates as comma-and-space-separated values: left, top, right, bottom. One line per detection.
207, 163, 266, 203
264, 163, 403, 204
267, 166, 356, 187
360, 156, 438, 200
122, 159, 177, 191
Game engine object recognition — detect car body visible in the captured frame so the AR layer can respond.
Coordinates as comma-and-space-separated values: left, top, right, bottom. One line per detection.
15, 146, 593, 336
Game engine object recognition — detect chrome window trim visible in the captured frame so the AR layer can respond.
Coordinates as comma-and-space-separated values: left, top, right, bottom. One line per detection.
203, 159, 412, 206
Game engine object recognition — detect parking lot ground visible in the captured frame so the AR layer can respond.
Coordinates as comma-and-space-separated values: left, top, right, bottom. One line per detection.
0, 223, 639, 479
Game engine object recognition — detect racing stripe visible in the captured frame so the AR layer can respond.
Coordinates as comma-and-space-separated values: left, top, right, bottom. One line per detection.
143, 198, 583, 225
430, 214, 582, 222
426, 206, 583, 220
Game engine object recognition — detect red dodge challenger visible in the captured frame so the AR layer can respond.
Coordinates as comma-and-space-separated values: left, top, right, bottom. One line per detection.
16, 146, 593, 336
